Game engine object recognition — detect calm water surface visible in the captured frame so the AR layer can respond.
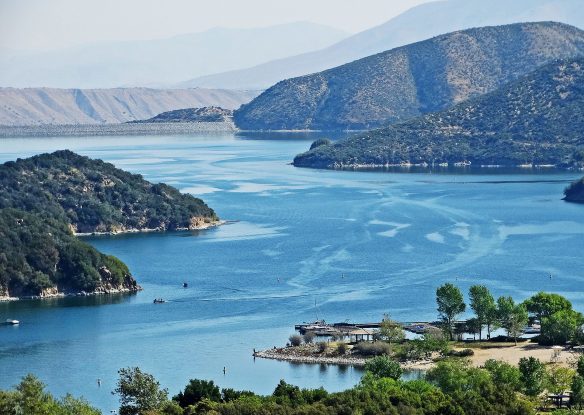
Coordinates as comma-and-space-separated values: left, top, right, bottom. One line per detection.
0, 133, 583, 411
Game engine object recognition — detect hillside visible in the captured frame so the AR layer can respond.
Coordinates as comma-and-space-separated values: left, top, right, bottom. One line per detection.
0, 208, 138, 299
235, 22, 584, 131
182, 0, 584, 90
293, 58, 584, 169
0, 150, 219, 233
131, 107, 233, 123
564, 177, 584, 202
0, 22, 348, 88
0, 87, 257, 126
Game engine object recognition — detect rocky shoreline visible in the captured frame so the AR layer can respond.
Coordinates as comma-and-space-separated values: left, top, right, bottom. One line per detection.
254, 346, 435, 370
0, 122, 236, 137
0, 286, 141, 302
75, 219, 225, 237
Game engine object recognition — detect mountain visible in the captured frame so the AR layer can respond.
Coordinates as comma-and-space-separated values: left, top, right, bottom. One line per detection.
293, 58, 584, 170
0, 87, 258, 125
0, 150, 219, 298
0, 22, 348, 88
564, 177, 584, 202
131, 107, 233, 123
181, 0, 584, 90
235, 22, 584, 131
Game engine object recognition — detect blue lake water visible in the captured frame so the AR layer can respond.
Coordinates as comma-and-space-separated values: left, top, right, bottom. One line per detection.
0, 133, 583, 412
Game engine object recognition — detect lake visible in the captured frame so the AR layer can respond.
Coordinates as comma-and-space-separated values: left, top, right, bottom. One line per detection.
0, 132, 583, 412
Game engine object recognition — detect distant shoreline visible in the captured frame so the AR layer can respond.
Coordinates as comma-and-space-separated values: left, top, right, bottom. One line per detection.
0, 122, 236, 137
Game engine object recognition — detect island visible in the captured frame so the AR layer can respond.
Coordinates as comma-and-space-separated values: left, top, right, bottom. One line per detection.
0, 150, 220, 300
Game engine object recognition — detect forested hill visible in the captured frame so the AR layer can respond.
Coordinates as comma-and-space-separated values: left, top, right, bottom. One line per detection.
235, 22, 584, 131
0, 150, 218, 233
0, 209, 138, 298
293, 58, 584, 169
0, 151, 219, 298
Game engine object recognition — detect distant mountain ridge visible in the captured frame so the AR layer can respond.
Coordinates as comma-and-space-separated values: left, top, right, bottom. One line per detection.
182, 0, 584, 90
0, 22, 348, 88
0, 87, 258, 125
131, 107, 233, 123
235, 22, 584, 131
293, 58, 584, 169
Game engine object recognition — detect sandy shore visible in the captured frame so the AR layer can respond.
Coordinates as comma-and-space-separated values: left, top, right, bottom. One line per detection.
462, 342, 576, 368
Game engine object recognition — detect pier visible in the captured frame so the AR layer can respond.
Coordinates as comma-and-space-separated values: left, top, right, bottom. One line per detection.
294, 320, 440, 336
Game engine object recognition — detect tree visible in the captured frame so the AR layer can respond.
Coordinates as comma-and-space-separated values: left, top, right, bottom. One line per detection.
540, 309, 584, 345
364, 356, 403, 380
577, 354, 584, 377
523, 292, 572, 322
113, 367, 169, 415
483, 359, 522, 391
379, 313, 405, 345
497, 296, 528, 345
436, 283, 466, 340
546, 366, 575, 395
571, 375, 584, 409
469, 285, 496, 340
519, 357, 546, 397
173, 379, 221, 408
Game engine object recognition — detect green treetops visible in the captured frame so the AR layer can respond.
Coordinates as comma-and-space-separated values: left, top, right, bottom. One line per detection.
114, 367, 169, 415
469, 285, 496, 340
518, 357, 546, 397
497, 296, 528, 345
379, 313, 405, 344
436, 283, 466, 340
364, 356, 403, 380
523, 292, 573, 322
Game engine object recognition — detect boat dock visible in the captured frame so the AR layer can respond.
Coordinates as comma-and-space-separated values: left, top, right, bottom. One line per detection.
294, 320, 438, 336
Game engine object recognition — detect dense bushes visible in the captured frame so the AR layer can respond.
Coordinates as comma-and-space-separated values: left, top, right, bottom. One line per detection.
353, 341, 391, 356
0, 374, 100, 415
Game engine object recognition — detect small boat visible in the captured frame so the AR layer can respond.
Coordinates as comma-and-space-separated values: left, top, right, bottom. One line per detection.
153, 298, 166, 304
5, 319, 19, 325
183, 282, 188, 288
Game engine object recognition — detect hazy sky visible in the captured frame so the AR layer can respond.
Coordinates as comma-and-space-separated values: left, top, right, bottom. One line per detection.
0, 0, 435, 51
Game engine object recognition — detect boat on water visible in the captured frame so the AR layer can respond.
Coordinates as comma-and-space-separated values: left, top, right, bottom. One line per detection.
153, 298, 166, 304
5, 319, 19, 325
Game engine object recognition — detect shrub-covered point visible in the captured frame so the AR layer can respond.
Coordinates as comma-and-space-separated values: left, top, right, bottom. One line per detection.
0, 150, 218, 233
0, 208, 137, 296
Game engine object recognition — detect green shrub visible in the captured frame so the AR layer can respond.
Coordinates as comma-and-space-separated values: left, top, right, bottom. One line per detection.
303, 332, 316, 344
353, 341, 391, 356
